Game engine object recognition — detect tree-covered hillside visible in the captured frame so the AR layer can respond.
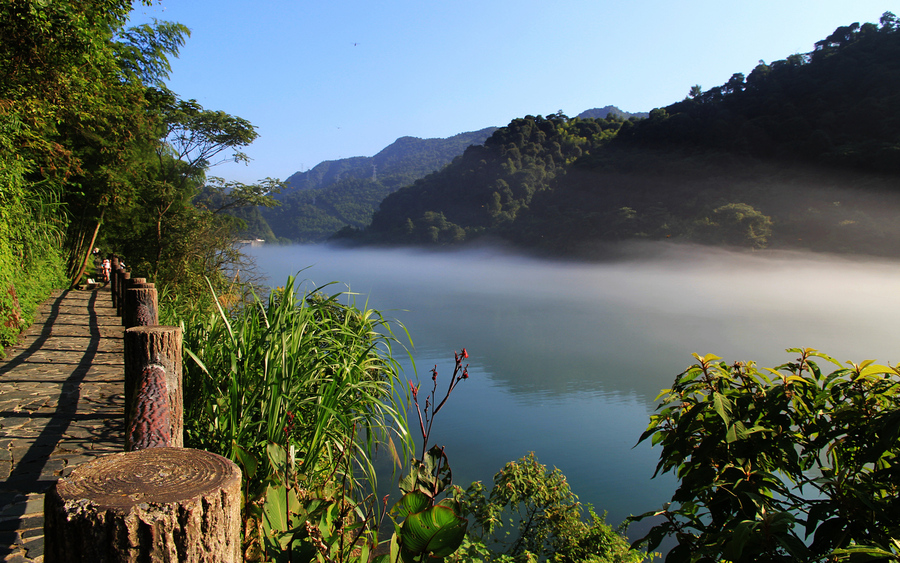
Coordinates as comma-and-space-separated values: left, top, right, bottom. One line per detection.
614, 14, 900, 172
363, 113, 624, 244
577, 105, 649, 121
351, 13, 900, 258
262, 128, 496, 242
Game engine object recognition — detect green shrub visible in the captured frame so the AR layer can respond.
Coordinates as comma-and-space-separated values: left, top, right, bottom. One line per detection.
632, 349, 900, 562
453, 453, 649, 563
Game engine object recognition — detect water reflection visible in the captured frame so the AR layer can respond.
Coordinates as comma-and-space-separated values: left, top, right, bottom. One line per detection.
247, 242, 900, 528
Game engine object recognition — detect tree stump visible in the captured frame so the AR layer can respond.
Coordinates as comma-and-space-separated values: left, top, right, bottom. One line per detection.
44, 447, 242, 562
124, 285, 159, 328
124, 326, 183, 450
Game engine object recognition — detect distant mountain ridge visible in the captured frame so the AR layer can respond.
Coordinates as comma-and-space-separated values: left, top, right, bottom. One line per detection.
263, 127, 498, 241
264, 108, 643, 242
279, 128, 498, 199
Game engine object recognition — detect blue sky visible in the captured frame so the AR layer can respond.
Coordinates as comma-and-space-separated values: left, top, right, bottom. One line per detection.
128, 1, 893, 183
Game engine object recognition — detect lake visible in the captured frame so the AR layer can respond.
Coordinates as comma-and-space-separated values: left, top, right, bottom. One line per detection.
247, 241, 900, 539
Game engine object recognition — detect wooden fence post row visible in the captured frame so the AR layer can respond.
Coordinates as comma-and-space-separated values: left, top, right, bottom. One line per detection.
105, 258, 160, 329
48, 255, 240, 560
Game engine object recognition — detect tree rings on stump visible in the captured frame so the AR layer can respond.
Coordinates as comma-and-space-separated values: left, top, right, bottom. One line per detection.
44, 447, 242, 562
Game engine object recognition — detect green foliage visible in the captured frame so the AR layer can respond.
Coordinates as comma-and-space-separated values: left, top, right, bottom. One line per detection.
388, 447, 469, 563
617, 13, 900, 172
112, 20, 190, 87
0, 0, 265, 347
632, 349, 900, 562
0, 244, 67, 357
381, 352, 473, 563
175, 275, 412, 560
452, 453, 647, 563
366, 114, 623, 245
695, 202, 773, 248
101, 90, 277, 296
179, 275, 410, 488
0, 0, 156, 353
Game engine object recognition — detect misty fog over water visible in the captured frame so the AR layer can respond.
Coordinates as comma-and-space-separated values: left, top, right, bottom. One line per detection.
247, 242, 900, 530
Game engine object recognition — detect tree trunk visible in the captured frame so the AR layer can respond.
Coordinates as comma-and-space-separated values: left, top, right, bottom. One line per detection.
44, 447, 242, 562
124, 326, 183, 450
69, 209, 104, 288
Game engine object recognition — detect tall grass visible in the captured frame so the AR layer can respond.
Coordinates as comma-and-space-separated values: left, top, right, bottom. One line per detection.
175, 274, 412, 498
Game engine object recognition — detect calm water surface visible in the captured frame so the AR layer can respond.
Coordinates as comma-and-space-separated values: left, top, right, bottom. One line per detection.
247, 242, 900, 535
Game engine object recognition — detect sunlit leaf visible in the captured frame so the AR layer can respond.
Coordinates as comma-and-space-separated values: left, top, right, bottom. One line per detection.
399, 505, 467, 558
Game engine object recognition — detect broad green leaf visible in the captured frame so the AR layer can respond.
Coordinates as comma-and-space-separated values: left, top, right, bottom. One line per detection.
392, 491, 430, 519
389, 532, 401, 563
723, 520, 753, 561
712, 392, 732, 426
725, 423, 739, 444
267, 442, 288, 476
832, 544, 898, 558
860, 364, 892, 378
399, 505, 468, 558
233, 442, 258, 481
262, 484, 299, 534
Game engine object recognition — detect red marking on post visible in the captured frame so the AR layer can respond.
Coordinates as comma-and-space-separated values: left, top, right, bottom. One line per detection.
127, 365, 171, 450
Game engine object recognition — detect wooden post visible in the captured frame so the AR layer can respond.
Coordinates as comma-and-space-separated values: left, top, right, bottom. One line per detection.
113, 267, 124, 314
124, 326, 183, 450
109, 257, 119, 306
117, 271, 131, 320
124, 283, 158, 329
44, 447, 242, 562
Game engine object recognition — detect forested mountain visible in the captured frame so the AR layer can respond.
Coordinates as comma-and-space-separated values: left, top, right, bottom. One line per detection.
262, 128, 496, 242
577, 106, 648, 121
349, 13, 900, 258
363, 113, 625, 244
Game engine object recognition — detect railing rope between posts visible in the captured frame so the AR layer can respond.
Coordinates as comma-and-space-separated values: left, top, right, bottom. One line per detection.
44, 256, 241, 562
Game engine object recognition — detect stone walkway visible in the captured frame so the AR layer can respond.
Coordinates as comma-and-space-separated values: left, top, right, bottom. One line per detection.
0, 288, 124, 562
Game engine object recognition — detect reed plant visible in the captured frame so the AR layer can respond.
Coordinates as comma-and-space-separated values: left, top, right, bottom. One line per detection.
173, 274, 412, 559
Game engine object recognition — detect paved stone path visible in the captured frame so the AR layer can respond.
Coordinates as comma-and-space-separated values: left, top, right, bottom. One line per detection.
0, 288, 124, 562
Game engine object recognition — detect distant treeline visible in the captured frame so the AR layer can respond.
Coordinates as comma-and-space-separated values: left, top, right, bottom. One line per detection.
338, 12, 900, 258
